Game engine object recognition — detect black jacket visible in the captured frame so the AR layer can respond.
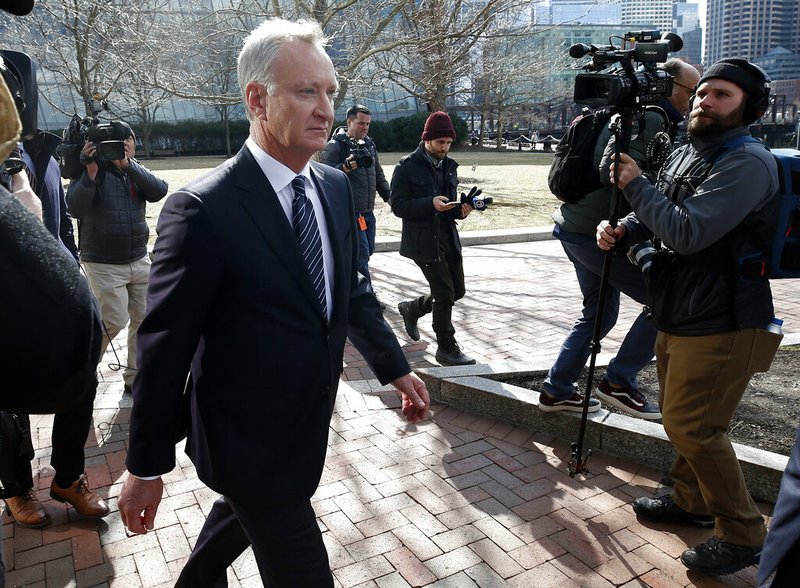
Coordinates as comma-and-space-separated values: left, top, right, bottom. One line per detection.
67, 160, 168, 264
320, 129, 390, 212
390, 144, 463, 263
0, 187, 102, 414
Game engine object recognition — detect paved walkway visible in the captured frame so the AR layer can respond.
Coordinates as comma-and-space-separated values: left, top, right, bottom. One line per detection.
5, 239, 799, 587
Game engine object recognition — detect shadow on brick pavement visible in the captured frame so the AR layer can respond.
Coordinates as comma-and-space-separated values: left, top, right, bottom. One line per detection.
5, 239, 795, 586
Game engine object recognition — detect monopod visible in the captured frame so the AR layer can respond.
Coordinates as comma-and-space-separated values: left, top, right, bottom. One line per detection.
568, 108, 636, 478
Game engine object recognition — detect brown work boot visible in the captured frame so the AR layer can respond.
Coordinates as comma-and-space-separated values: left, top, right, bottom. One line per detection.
50, 474, 110, 518
5, 488, 50, 528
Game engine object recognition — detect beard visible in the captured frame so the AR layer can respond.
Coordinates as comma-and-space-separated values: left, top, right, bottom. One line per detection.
688, 102, 747, 137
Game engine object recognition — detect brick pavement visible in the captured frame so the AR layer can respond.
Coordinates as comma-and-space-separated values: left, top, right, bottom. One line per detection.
4, 239, 797, 587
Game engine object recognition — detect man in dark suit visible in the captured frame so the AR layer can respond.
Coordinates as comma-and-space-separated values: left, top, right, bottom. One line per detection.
757, 424, 800, 587
117, 18, 429, 587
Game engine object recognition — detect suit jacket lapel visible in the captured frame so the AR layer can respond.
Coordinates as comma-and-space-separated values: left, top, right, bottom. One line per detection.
233, 149, 326, 317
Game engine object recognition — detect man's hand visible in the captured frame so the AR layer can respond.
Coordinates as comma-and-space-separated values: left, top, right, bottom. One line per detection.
609, 152, 641, 190
433, 195, 458, 212
80, 141, 99, 179
596, 220, 626, 251
343, 155, 358, 172
118, 474, 163, 535
10, 171, 42, 220
391, 373, 430, 423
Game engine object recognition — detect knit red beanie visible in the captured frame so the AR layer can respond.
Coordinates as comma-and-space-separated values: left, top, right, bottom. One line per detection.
421, 111, 456, 141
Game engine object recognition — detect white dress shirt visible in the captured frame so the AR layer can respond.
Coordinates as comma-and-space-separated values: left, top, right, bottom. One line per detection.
245, 137, 334, 319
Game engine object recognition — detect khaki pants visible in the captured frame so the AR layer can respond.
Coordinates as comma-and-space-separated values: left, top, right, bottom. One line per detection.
656, 329, 779, 547
83, 256, 151, 387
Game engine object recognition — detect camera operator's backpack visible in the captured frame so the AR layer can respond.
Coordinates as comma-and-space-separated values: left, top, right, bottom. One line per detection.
548, 108, 613, 203
709, 137, 800, 279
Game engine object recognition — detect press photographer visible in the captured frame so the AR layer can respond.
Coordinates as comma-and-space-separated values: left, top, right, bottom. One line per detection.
66, 113, 168, 396
542, 31, 698, 426
321, 104, 390, 285
598, 58, 779, 576
57, 97, 128, 180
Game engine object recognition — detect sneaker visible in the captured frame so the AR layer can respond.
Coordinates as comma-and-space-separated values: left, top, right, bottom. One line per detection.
632, 494, 714, 527
50, 474, 110, 518
594, 379, 661, 420
435, 345, 476, 366
397, 301, 420, 341
538, 391, 601, 413
680, 536, 761, 575
4, 489, 50, 528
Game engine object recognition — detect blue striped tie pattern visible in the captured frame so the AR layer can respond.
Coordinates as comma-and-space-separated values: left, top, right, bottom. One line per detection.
291, 176, 327, 316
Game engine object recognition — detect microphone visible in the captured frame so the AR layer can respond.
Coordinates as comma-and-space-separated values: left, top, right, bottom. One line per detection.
569, 44, 594, 59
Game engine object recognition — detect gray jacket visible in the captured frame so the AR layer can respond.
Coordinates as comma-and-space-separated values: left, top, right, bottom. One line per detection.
320, 129, 390, 212
622, 126, 780, 335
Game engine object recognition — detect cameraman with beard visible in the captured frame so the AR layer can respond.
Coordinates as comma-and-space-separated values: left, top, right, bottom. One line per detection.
67, 122, 168, 395
598, 58, 780, 577
321, 105, 390, 286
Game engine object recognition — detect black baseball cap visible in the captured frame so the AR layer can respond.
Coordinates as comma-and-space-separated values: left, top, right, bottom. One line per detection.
0, 0, 34, 16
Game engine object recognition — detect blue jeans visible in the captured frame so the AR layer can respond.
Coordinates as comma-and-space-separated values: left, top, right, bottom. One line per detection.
544, 225, 656, 400
356, 211, 376, 283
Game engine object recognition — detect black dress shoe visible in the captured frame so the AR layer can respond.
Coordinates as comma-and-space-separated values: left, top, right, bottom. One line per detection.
680, 536, 761, 575
397, 301, 420, 341
632, 494, 714, 527
435, 346, 476, 366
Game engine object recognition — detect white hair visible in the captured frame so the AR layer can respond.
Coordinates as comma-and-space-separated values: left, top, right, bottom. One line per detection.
237, 18, 328, 120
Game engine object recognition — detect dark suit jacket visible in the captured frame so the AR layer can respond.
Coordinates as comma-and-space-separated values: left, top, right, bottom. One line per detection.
125, 146, 409, 504
758, 423, 800, 586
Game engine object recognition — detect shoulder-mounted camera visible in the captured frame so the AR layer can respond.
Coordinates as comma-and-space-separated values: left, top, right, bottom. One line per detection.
569, 30, 683, 110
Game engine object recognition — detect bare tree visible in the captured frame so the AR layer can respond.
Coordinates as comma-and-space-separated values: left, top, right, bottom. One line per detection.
369, 0, 527, 113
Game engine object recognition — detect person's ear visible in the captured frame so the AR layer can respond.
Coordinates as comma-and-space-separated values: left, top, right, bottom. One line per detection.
245, 82, 268, 120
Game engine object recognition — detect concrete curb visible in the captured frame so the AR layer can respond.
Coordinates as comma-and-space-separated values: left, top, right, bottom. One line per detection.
415, 347, 796, 504
375, 226, 555, 252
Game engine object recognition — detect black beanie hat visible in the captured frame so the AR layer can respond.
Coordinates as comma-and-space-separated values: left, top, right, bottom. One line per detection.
698, 58, 768, 103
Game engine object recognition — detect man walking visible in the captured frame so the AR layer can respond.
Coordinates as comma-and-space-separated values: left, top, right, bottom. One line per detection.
321, 104, 390, 284
391, 111, 476, 366
541, 59, 699, 419
598, 58, 779, 576
118, 18, 429, 587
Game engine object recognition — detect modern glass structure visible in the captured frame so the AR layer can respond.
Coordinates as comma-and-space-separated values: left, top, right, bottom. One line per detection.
705, 0, 800, 65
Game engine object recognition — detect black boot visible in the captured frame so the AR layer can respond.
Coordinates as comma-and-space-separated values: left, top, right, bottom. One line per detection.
435, 344, 476, 366
398, 301, 421, 341
680, 536, 761, 575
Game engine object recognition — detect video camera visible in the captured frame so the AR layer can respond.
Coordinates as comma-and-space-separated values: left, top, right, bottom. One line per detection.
0, 49, 37, 191
569, 30, 683, 109
57, 96, 131, 180
345, 136, 373, 169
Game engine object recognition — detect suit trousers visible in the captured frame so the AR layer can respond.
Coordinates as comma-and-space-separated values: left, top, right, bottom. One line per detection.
176, 496, 333, 588
655, 329, 767, 546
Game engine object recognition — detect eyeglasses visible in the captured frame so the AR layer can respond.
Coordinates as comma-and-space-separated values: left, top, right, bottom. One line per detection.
674, 80, 696, 92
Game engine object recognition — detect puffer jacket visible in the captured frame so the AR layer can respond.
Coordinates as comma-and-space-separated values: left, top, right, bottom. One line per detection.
67, 160, 168, 264
390, 144, 464, 263
320, 129, 390, 212
621, 126, 780, 335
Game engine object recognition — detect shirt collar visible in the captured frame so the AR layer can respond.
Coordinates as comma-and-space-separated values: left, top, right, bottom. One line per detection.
245, 136, 312, 192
